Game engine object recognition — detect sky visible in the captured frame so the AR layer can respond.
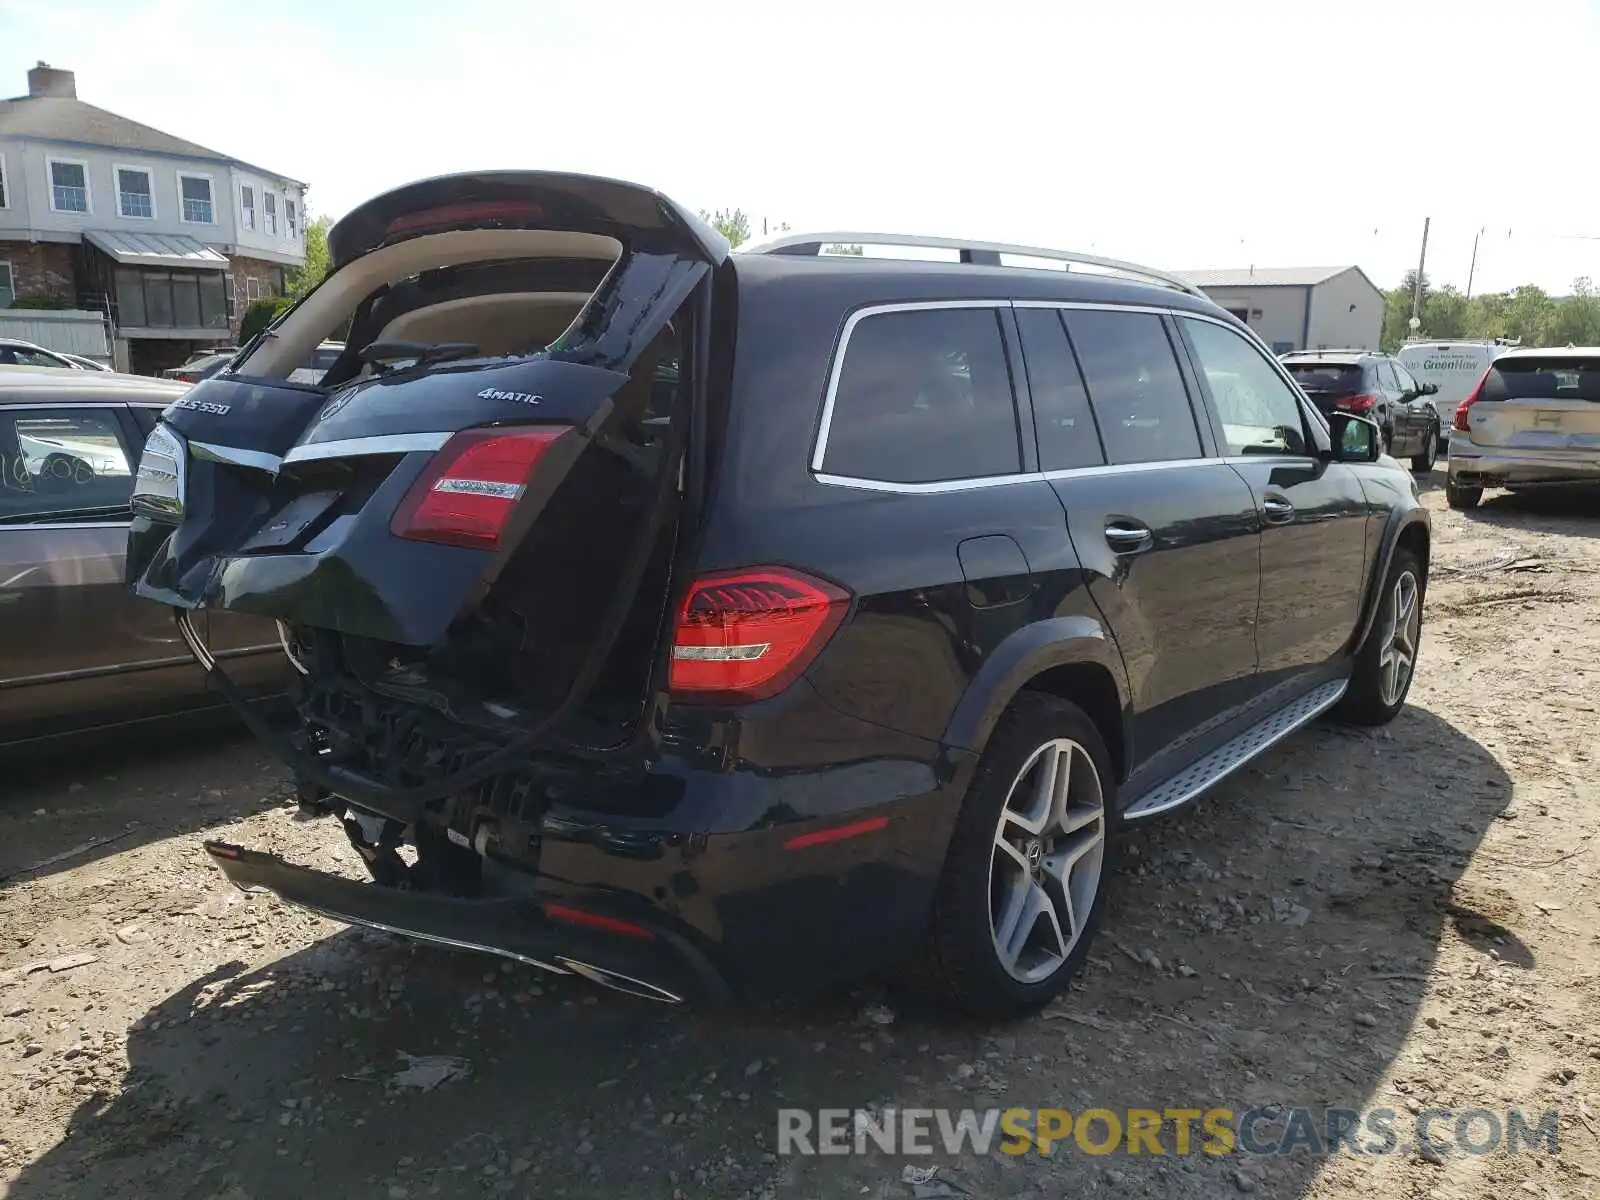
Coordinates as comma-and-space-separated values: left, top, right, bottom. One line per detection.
3, 0, 1599, 295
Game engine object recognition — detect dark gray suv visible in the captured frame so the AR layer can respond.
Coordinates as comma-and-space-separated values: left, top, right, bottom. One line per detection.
125, 172, 1431, 1015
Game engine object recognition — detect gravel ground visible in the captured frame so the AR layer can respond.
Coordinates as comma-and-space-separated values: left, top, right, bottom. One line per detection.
2, 478, 1597, 1200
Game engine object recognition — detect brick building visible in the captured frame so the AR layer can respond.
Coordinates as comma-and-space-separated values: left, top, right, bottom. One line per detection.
0, 62, 307, 373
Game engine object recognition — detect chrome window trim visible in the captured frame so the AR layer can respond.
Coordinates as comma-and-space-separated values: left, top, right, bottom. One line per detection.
810, 299, 1012, 476
0, 519, 130, 532
282, 431, 452, 465
811, 298, 1247, 492
817, 457, 1235, 496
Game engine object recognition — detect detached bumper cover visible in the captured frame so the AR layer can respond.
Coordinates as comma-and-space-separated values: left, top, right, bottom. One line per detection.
203, 840, 732, 1005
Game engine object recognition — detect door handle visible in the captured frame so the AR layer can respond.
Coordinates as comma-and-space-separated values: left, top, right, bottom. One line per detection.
1104, 521, 1153, 553
1262, 495, 1295, 525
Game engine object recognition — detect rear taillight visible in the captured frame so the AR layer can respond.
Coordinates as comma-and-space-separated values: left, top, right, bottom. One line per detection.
1454, 369, 1491, 433
1337, 393, 1379, 415
390, 426, 568, 550
669, 567, 851, 702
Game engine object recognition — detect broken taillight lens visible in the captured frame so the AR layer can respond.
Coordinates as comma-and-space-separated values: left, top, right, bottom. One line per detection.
669, 567, 851, 703
390, 427, 568, 551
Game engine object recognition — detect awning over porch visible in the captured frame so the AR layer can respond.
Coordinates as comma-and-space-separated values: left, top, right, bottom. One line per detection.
85, 230, 230, 272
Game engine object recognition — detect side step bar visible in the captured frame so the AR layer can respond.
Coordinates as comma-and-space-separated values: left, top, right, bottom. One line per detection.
1120, 677, 1349, 821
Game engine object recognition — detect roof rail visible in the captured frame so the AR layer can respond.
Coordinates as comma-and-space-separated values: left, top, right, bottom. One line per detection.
734, 231, 1211, 300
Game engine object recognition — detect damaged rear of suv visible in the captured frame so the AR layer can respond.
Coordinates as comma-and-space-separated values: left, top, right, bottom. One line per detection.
129, 171, 1429, 1015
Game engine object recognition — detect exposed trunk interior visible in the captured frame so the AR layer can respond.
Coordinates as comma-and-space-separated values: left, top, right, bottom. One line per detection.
128, 196, 719, 818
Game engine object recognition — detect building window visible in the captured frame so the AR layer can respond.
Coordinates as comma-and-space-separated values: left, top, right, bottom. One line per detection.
179, 174, 214, 224
0, 262, 13, 309
245, 277, 260, 302
263, 192, 277, 236
0, 154, 9, 209
286, 198, 297, 238
115, 266, 229, 331
240, 184, 255, 230
116, 167, 154, 219
48, 158, 90, 214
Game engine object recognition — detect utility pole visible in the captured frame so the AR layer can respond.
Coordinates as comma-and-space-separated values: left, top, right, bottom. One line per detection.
1408, 217, 1430, 340
1466, 225, 1485, 300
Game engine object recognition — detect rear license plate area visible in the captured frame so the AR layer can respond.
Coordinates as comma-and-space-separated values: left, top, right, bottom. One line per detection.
238, 490, 342, 552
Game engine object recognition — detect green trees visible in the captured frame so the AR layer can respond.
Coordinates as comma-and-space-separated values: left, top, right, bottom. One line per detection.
1381, 274, 1600, 350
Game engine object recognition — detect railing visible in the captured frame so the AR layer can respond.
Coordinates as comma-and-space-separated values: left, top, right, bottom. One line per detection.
182, 197, 214, 224
52, 185, 87, 213
119, 192, 153, 219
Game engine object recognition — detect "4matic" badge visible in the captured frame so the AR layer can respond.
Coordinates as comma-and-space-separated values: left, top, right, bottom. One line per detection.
478, 388, 542, 406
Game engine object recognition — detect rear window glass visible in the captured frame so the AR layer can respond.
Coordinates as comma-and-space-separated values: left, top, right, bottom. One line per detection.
1485, 358, 1600, 402
1014, 308, 1104, 470
1061, 310, 1200, 465
821, 307, 1022, 484
1284, 363, 1364, 392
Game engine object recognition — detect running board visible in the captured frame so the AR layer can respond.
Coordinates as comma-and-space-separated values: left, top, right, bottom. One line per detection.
1119, 677, 1349, 821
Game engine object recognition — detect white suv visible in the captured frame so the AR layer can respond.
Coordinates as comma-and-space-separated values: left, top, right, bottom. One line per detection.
1447, 346, 1600, 508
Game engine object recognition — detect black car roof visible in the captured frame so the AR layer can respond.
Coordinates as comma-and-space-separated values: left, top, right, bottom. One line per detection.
726, 252, 1233, 317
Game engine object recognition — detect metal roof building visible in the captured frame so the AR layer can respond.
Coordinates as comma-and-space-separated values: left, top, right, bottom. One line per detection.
1179, 265, 1385, 354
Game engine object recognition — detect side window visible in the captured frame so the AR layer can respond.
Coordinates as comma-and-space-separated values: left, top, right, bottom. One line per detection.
1181, 318, 1310, 456
1061, 310, 1200, 465
821, 306, 1022, 484
0, 408, 136, 521
1375, 362, 1400, 393
1392, 361, 1418, 394
1015, 308, 1105, 471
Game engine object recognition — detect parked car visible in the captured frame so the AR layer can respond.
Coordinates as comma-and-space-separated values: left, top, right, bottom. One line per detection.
1279, 350, 1443, 470
126, 171, 1430, 1014
0, 366, 289, 754
0, 338, 90, 370
56, 352, 113, 372
1446, 345, 1600, 508
286, 341, 346, 385
162, 349, 237, 384
1397, 339, 1516, 439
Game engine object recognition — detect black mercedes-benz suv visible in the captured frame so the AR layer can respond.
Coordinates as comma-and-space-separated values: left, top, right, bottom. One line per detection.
125, 171, 1430, 1017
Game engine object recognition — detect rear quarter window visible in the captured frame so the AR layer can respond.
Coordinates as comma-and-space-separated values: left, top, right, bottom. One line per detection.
820, 306, 1022, 484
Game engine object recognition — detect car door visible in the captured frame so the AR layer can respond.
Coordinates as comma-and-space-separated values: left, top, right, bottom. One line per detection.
1175, 316, 1371, 692
1371, 361, 1412, 454
1025, 305, 1263, 788
1389, 359, 1432, 452
0, 401, 204, 742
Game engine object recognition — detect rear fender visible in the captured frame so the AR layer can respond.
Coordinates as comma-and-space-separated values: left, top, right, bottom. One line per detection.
940, 616, 1130, 766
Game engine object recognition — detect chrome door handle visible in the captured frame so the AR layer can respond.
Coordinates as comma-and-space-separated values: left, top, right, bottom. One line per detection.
1104, 521, 1153, 553
1262, 496, 1295, 524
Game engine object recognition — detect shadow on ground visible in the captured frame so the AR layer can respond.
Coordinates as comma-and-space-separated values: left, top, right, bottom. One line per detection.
1462, 485, 1600, 538
0, 727, 288, 889
5, 705, 1514, 1199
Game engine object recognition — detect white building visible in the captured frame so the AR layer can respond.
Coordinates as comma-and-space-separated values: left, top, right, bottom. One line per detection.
0, 62, 307, 373
1180, 266, 1385, 355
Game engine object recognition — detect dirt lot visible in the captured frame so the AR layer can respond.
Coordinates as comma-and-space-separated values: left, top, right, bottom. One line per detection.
2, 479, 1597, 1200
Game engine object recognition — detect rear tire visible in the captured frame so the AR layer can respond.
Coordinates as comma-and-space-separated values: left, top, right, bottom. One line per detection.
1335, 548, 1423, 726
922, 692, 1115, 1017
1446, 481, 1483, 509
1411, 427, 1439, 472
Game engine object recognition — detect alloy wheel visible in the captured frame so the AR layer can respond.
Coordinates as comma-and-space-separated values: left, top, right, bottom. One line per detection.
987, 738, 1106, 984
1378, 570, 1421, 707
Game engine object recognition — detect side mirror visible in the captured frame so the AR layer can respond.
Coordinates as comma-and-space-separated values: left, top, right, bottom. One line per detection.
1328, 412, 1382, 463
1421, 381, 1439, 396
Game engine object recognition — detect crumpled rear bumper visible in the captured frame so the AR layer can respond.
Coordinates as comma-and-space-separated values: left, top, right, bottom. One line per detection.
203, 840, 732, 1005
1447, 443, 1600, 487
